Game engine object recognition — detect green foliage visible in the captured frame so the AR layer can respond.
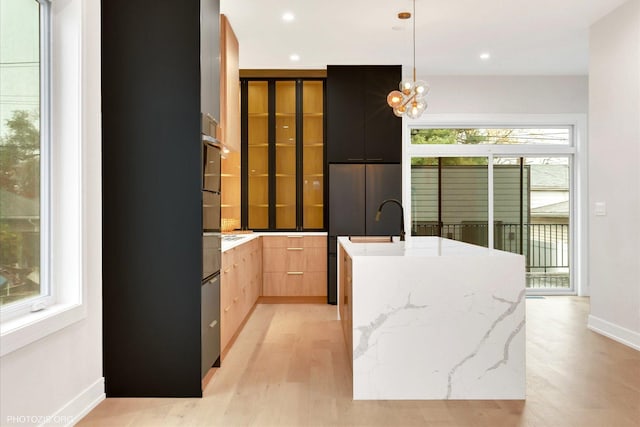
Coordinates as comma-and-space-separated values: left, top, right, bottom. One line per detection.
0, 110, 40, 197
411, 128, 516, 145
0, 223, 19, 266
410, 128, 515, 166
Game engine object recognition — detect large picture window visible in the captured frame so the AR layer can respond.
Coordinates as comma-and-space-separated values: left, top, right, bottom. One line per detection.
0, 0, 50, 309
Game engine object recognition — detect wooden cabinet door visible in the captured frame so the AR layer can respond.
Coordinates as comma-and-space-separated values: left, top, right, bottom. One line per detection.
220, 248, 236, 351
262, 236, 326, 296
327, 66, 365, 162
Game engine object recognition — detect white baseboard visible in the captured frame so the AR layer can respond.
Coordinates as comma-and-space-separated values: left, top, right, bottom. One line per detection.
45, 377, 105, 427
587, 315, 640, 351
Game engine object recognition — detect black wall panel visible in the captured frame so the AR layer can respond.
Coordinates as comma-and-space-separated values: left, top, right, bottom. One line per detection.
102, 0, 217, 397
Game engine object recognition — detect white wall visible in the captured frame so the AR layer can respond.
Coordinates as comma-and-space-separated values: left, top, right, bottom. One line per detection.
587, 0, 640, 350
421, 75, 588, 114
0, 0, 104, 424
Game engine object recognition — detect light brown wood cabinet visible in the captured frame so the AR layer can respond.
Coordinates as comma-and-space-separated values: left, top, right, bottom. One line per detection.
338, 244, 353, 367
220, 15, 241, 231
220, 14, 240, 153
262, 236, 327, 296
220, 237, 262, 352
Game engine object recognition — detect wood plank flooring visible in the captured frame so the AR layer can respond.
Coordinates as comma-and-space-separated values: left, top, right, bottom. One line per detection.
79, 297, 640, 426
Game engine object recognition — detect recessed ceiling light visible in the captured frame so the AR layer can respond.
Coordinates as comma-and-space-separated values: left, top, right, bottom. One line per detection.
480, 52, 491, 60
282, 12, 295, 22
289, 54, 300, 62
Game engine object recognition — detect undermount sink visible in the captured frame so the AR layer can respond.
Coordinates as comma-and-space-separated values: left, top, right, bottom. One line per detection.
349, 236, 394, 243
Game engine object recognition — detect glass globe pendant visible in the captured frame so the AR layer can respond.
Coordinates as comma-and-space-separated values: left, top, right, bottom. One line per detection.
387, 0, 429, 119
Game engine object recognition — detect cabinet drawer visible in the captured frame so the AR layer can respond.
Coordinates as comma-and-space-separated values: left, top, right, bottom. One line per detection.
262, 235, 326, 248
263, 246, 326, 273
263, 271, 327, 297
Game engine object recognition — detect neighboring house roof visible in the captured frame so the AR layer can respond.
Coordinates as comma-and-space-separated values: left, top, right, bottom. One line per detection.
531, 200, 569, 216
0, 188, 39, 219
530, 165, 569, 190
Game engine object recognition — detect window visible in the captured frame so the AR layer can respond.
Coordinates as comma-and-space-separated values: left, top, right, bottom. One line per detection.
1, 0, 88, 356
411, 128, 571, 145
0, 0, 50, 313
406, 121, 582, 295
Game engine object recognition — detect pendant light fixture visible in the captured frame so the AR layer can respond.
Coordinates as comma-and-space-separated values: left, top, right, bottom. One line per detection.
387, 0, 429, 119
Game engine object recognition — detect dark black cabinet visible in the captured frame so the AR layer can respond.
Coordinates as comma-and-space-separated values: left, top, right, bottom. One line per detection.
326, 67, 365, 162
327, 65, 402, 163
102, 0, 219, 397
328, 164, 366, 236
328, 163, 402, 237
201, 275, 221, 378
327, 164, 402, 303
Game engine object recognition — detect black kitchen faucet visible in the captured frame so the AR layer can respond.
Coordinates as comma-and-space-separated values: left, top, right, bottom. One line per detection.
375, 199, 405, 241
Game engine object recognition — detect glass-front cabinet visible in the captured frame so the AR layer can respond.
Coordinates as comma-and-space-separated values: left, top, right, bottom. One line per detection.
242, 78, 325, 231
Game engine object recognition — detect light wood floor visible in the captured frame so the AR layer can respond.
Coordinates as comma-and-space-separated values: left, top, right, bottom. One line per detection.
79, 297, 640, 426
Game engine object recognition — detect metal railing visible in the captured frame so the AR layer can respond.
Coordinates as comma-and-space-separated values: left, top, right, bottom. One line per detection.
412, 222, 569, 271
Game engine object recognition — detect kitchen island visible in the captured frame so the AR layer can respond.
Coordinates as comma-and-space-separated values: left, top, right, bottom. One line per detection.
337, 236, 526, 400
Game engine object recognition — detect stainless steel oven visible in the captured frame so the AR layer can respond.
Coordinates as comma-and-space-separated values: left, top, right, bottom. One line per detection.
202, 115, 221, 283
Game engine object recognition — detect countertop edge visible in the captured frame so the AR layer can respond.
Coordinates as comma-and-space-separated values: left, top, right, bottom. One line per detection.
222, 231, 328, 252
337, 236, 525, 259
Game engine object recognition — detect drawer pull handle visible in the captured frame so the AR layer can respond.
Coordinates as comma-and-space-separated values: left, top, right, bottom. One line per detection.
224, 306, 231, 312
209, 320, 218, 329
223, 268, 230, 274
287, 235, 304, 238
209, 276, 219, 284
287, 272, 304, 275
287, 247, 303, 251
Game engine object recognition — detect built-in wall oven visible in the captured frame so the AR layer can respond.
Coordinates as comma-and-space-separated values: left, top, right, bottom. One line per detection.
202, 115, 221, 282
201, 114, 222, 377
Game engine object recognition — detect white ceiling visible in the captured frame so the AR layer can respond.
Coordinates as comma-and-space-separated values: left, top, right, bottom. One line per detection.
220, 0, 628, 75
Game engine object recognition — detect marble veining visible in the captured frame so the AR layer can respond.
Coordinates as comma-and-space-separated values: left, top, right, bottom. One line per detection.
354, 294, 429, 360
446, 289, 526, 398
339, 236, 526, 400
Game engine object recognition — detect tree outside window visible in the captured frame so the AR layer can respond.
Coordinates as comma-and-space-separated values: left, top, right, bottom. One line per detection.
0, 0, 42, 306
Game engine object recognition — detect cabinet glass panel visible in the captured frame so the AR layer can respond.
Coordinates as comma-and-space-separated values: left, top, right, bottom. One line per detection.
275, 81, 296, 228
247, 81, 269, 229
303, 81, 324, 229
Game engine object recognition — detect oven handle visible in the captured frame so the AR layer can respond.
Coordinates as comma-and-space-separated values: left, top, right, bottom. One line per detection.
202, 188, 220, 196
202, 134, 222, 149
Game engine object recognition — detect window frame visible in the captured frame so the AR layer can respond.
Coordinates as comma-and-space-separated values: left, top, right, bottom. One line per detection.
402, 114, 588, 297
0, 0, 52, 321
0, 0, 88, 356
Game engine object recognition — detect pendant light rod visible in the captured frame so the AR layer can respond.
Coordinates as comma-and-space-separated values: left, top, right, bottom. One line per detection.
387, 0, 429, 118
412, 0, 416, 83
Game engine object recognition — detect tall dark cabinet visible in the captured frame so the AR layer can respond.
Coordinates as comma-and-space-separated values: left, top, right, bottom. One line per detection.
327, 65, 402, 163
326, 65, 403, 304
102, 0, 220, 397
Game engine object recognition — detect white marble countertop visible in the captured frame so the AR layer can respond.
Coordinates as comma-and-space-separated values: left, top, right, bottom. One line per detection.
337, 235, 526, 400
222, 231, 327, 252
338, 235, 522, 258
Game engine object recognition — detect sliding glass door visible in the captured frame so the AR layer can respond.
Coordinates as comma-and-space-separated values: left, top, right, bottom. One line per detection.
408, 128, 574, 292
494, 157, 570, 289
412, 157, 490, 247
